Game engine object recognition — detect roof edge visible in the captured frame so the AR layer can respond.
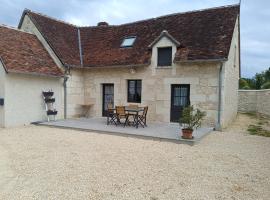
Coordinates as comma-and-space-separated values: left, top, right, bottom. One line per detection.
96, 4, 240, 28
0, 56, 8, 73
1, 23, 33, 34
7, 69, 64, 78
174, 58, 228, 63
71, 62, 151, 69
148, 30, 180, 48
19, 4, 240, 29
18, 10, 67, 68
18, 8, 78, 28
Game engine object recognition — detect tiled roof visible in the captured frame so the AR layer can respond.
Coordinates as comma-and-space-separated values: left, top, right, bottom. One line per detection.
25, 11, 81, 67
0, 25, 63, 77
21, 4, 239, 68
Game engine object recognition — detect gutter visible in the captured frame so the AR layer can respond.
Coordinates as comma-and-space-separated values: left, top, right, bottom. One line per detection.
174, 58, 227, 64
6, 69, 64, 78
69, 63, 151, 70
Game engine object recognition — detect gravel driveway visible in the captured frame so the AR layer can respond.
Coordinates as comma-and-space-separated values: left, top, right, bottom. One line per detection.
0, 114, 269, 200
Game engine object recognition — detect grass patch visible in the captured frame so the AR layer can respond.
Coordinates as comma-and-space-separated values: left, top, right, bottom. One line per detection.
244, 112, 258, 118
247, 125, 270, 137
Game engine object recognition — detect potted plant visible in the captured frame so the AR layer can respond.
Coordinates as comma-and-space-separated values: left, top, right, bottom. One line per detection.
179, 105, 206, 139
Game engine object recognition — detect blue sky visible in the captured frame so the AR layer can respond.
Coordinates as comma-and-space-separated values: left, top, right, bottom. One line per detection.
0, 0, 269, 77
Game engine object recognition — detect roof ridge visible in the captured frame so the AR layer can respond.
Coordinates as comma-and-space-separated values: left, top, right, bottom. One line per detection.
0, 24, 34, 34
78, 4, 239, 28
24, 8, 78, 28
115, 4, 240, 27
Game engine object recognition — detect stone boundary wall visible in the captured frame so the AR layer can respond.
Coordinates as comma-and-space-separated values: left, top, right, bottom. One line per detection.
238, 89, 270, 116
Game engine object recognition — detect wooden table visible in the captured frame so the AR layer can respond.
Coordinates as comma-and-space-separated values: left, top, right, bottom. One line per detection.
109, 106, 144, 128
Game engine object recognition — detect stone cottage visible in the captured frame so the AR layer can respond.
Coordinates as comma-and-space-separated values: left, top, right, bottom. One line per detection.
0, 4, 240, 129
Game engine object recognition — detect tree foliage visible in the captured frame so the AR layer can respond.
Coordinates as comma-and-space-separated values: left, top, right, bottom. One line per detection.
239, 67, 270, 90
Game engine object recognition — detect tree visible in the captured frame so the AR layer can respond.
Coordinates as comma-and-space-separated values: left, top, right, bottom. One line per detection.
239, 78, 250, 89
261, 81, 270, 89
239, 67, 270, 90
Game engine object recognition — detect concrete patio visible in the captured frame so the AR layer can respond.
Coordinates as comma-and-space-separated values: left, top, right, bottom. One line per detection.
38, 117, 213, 145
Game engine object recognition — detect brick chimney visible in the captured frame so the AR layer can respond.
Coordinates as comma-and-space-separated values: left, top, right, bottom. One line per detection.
97, 22, 109, 27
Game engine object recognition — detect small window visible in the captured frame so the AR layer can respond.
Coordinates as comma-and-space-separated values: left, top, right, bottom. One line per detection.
127, 80, 141, 103
158, 47, 172, 66
121, 36, 136, 47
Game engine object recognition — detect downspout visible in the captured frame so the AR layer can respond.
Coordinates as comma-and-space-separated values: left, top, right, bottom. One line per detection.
63, 67, 70, 119
216, 62, 224, 131
63, 28, 83, 119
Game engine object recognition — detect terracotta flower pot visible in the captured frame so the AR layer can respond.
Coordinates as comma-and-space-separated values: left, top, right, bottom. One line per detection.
181, 128, 193, 139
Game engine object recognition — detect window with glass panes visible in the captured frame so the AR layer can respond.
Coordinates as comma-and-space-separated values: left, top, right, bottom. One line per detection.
127, 80, 141, 103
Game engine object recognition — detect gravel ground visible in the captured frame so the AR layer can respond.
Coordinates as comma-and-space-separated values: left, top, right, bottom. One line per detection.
0, 114, 269, 200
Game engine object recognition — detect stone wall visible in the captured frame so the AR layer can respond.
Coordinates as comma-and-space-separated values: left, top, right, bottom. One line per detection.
238, 89, 270, 116
66, 69, 85, 118
220, 17, 239, 128
82, 34, 220, 126
18, 12, 240, 127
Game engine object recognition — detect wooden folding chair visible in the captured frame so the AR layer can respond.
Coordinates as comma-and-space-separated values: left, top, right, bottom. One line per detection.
116, 106, 129, 127
138, 106, 148, 128
107, 103, 117, 125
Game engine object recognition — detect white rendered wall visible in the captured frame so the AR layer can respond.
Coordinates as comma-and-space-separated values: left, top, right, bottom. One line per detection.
4, 73, 64, 127
0, 62, 5, 127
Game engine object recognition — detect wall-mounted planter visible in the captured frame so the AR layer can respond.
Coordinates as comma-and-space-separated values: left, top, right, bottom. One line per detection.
47, 110, 58, 116
45, 98, 55, 103
43, 91, 54, 97
0, 98, 4, 106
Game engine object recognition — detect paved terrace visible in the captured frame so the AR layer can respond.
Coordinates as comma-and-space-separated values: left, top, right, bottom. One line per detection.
39, 118, 213, 145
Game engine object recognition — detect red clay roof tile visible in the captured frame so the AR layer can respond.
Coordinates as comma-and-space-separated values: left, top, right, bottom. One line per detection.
23, 4, 239, 68
0, 25, 63, 77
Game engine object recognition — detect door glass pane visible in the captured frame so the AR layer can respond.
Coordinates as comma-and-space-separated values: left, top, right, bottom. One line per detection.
180, 97, 187, 106
180, 87, 187, 96
104, 85, 114, 112
174, 97, 180, 106
175, 87, 181, 96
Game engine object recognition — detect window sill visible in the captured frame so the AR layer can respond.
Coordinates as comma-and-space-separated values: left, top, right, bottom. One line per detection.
156, 66, 173, 69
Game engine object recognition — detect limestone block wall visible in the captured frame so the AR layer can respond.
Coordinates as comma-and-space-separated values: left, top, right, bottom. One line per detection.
83, 62, 219, 126
238, 89, 270, 116
220, 17, 239, 128
66, 69, 85, 118
82, 36, 220, 126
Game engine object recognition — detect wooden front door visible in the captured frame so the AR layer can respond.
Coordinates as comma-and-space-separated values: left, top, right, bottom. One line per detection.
102, 84, 114, 117
170, 84, 190, 122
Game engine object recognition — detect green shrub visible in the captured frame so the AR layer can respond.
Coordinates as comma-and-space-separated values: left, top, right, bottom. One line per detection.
179, 106, 206, 130
261, 81, 270, 89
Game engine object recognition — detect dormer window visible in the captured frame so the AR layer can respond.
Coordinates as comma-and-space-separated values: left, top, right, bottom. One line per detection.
158, 47, 172, 66
121, 36, 136, 47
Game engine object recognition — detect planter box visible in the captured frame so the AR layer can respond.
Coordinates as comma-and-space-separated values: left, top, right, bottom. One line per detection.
45, 98, 55, 103
43, 91, 54, 97
47, 110, 58, 116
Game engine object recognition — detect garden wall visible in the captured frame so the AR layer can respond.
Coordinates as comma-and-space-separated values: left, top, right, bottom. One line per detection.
238, 89, 270, 116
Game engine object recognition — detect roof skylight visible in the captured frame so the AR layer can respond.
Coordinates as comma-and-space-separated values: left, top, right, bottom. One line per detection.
121, 36, 136, 47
